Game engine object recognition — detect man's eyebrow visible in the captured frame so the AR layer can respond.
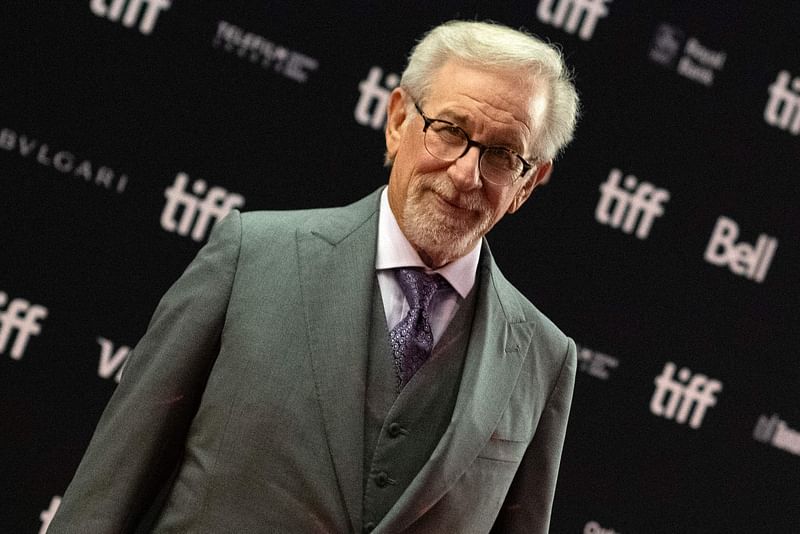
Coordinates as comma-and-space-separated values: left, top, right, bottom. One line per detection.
432, 108, 528, 153
435, 109, 470, 126
463, 118, 527, 152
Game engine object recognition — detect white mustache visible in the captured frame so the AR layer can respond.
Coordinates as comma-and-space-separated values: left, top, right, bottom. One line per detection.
426, 179, 489, 212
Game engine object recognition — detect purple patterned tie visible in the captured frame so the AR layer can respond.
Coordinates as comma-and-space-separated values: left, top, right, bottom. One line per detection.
389, 268, 450, 390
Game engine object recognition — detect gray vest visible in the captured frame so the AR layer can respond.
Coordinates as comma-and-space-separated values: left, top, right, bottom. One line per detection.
361, 278, 477, 529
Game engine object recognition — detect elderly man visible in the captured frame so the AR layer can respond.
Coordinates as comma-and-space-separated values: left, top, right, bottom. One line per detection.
50, 19, 580, 534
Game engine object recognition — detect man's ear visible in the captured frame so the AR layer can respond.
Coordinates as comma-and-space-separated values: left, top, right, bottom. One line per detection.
385, 87, 409, 161
507, 160, 553, 214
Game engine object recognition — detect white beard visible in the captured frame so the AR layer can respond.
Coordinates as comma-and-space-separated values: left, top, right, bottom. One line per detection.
401, 176, 493, 265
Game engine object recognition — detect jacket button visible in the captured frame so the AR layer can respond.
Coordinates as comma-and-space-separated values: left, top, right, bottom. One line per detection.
387, 422, 404, 438
375, 471, 390, 487
364, 522, 376, 532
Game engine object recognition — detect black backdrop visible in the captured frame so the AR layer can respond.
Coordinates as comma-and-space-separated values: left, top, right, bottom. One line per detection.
2, 2, 798, 532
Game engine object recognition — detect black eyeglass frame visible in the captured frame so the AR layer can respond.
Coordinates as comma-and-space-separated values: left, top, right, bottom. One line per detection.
414, 102, 535, 185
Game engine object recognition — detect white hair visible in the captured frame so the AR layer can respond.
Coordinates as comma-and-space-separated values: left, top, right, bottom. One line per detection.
399, 20, 580, 162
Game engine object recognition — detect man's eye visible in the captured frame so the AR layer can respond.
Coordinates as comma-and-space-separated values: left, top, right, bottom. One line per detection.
484, 148, 518, 171
433, 124, 465, 143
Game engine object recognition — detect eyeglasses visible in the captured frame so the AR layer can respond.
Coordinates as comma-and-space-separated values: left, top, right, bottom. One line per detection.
414, 102, 535, 186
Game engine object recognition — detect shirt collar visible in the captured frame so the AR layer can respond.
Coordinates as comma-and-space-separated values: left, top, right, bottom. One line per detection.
375, 188, 480, 299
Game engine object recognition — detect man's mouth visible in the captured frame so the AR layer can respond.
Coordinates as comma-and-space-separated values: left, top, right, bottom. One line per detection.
435, 193, 466, 210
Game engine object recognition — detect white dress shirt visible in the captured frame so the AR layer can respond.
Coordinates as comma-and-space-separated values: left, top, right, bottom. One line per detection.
375, 189, 481, 344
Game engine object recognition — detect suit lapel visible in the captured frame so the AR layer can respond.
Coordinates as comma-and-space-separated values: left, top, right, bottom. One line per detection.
296, 190, 382, 532
377, 243, 536, 533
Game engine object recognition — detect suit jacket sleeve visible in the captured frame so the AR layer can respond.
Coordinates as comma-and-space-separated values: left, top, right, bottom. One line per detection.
48, 210, 243, 534
491, 337, 577, 534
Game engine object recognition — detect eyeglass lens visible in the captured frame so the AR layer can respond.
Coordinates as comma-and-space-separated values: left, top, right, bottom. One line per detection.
424, 123, 522, 185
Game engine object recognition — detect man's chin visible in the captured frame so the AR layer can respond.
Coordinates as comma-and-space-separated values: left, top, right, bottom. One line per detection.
403, 195, 489, 263
408, 224, 481, 265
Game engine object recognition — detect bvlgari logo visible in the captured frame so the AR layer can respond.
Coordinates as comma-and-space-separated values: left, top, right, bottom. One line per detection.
0, 127, 129, 194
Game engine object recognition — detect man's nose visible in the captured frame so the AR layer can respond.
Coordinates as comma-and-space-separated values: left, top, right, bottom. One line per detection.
446, 146, 482, 191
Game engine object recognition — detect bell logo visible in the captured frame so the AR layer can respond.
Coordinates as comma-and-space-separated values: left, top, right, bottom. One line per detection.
703, 216, 778, 283
354, 66, 399, 130
0, 292, 48, 360
764, 70, 800, 135
595, 168, 670, 239
90, 0, 171, 35
536, 0, 612, 41
650, 362, 722, 429
160, 172, 245, 242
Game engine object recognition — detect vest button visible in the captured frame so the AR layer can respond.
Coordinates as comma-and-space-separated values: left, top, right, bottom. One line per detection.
375, 471, 390, 487
364, 522, 376, 532
388, 422, 404, 438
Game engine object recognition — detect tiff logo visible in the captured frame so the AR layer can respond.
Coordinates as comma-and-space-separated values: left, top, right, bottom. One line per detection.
97, 336, 131, 383
536, 0, 611, 41
161, 172, 245, 242
595, 168, 670, 239
90, 0, 171, 35
764, 70, 800, 135
753, 414, 800, 457
650, 362, 722, 429
0, 292, 48, 360
704, 216, 777, 283
354, 66, 399, 130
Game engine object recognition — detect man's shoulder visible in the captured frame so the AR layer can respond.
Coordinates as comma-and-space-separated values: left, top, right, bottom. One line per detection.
237, 188, 382, 240
486, 257, 570, 350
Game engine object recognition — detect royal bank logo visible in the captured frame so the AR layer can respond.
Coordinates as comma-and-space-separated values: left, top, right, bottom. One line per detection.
90, 0, 171, 35
753, 414, 800, 457
354, 66, 400, 130
160, 172, 245, 242
595, 168, 670, 239
650, 362, 722, 429
535, 0, 611, 41
704, 216, 778, 283
648, 23, 727, 87
577, 343, 619, 380
40, 496, 61, 534
764, 70, 800, 135
0, 292, 48, 360
0, 128, 129, 194
212, 21, 319, 83
584, 520, 620, 534
97, 336, 131, 383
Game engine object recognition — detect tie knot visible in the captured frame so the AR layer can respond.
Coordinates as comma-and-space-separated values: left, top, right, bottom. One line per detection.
394, 268, 449, 310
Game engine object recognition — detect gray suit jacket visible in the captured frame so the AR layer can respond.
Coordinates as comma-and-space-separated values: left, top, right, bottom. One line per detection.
49, 188, 576, 534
